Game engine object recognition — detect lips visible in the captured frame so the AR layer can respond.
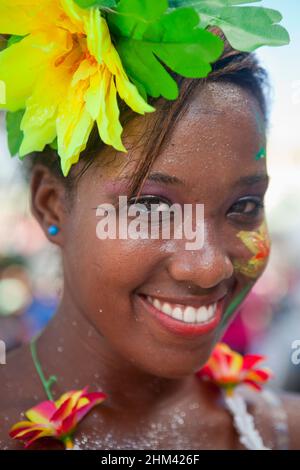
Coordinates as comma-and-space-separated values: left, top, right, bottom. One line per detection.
146, 295, 218, 323
136, 293, 226, 338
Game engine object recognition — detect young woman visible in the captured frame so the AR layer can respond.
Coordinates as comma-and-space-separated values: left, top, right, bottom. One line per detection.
0, 4, 299, 450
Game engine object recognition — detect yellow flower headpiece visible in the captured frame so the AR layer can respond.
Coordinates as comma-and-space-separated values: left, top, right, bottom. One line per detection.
0, 0, 289, 176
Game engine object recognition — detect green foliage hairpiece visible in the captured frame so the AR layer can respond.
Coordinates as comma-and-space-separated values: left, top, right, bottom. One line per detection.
0, 0, 289, 176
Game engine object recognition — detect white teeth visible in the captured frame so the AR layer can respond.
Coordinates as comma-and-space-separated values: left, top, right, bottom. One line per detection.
184, 306, 197, 323
172, 307, 183, 321
197, 306, 209, 322
146, 296, 218, 324
160, 302, 172, 315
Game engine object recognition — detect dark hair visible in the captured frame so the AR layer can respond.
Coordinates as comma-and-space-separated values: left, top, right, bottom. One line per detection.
26, 28, 269, 201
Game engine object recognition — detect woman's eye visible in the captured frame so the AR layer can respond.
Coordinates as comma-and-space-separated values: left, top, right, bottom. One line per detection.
128, 195, 172, 214
227, 197, 264, 220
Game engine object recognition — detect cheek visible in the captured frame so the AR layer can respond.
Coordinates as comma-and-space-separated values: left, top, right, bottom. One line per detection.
90, 238, 161, 290
64, 195, 161, 294
66, 221, 164, 311
232, 220, 271, 280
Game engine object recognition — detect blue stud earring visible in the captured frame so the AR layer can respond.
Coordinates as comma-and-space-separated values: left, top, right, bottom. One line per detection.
48, 224, 60, 236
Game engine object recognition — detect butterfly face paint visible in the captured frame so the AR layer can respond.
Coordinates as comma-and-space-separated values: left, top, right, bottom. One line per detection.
233, 221, 271, 279
218, 222, 270, 332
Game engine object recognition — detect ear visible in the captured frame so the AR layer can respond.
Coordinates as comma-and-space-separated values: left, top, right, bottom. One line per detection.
30, 164, 68, 247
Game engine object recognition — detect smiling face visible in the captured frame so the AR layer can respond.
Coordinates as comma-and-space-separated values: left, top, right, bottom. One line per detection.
57, 81, 270, 379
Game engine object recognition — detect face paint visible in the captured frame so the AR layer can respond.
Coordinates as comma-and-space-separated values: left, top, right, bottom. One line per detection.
218, 222, 270, 334
219, 282, 253, 329
255, 147, 266, 161
233, 221, 271, 279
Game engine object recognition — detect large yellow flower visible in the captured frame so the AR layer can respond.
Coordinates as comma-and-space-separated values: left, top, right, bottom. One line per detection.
0, 0, 155, 175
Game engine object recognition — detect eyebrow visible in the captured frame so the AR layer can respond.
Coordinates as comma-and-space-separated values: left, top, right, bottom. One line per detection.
117, 171, 184, 186
145, 171, 184, 186
117, 172, 269, 190
234, 173, 270, 187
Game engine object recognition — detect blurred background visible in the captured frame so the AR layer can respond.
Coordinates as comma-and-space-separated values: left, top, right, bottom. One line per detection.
0, 1, 299, 391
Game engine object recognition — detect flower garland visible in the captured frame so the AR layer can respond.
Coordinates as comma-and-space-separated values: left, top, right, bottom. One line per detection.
0, 0, 289, 176
196, 342, 273, 450
9, 340, 272, 450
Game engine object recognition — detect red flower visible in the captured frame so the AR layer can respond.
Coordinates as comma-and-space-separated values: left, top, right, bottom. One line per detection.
196, 342, 272, 396
10, 387, 107, 449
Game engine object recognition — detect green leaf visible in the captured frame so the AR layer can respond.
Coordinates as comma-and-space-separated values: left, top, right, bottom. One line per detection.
7, 35, 25, 47
74, 0, 117, 8
127, 75, 148, 101
168, 0, 290, 51
109, 0, 168, 39
108, 1, 224, 100
6, 110, 25, 156
49, 137, 58, 151
0, 35, 26, 53
0, 36, 7, 51
169, 1, 261, 6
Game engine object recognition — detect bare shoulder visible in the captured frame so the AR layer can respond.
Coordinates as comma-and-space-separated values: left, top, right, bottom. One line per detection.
237, 386, 300, 450
0, 344, 45, 449
257, 389, 300, 450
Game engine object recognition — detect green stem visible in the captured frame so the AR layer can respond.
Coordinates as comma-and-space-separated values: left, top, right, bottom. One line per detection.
62, 435, 74, 450
220, 283, 254, 328
30, 339, 57, 401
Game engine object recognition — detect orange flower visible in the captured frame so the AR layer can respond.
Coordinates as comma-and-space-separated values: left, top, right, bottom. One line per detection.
9, 387, 107, 449
196, 342, 272, 396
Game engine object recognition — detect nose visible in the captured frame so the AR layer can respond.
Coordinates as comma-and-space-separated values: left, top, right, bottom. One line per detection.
166, 224, 234, 289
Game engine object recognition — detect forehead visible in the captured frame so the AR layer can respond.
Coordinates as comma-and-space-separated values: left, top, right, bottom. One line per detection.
159, 81, 265, 157
147, 82, 267, 195
90, 81, 267, 195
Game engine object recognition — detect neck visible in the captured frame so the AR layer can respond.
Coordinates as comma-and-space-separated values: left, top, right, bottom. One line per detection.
34, 289, 195, 415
